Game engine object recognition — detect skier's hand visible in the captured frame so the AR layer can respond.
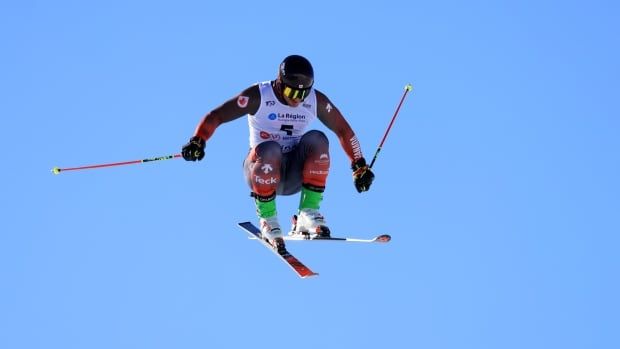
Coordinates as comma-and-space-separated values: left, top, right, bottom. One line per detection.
352, 157, 375, 193
182, 136, 206, 161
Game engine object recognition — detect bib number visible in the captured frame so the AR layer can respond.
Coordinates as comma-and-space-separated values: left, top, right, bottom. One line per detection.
280, 124, 294, 136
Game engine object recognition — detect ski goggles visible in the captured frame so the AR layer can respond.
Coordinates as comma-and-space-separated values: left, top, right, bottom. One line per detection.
282, 84, 311, 101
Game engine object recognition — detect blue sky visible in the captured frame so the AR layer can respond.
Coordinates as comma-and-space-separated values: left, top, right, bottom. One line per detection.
2, 1, 619, 348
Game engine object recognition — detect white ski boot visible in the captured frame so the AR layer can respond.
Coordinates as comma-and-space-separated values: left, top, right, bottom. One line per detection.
291, 208, 331, 238
259, 216, 286, 253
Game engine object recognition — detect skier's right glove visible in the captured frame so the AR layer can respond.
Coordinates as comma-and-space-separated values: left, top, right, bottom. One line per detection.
182, 136, 206, 161
352, 157, 375, 193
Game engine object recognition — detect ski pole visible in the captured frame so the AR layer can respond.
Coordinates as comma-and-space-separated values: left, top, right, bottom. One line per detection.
368, 83, 413, 169
51, 153, 182, 175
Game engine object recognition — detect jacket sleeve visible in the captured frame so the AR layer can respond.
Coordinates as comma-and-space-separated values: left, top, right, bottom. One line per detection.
193, 84, 260, 141
315, 90, 364, 163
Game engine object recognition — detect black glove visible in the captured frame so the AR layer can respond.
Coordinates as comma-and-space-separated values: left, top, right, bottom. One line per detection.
182, 136, 206, 161
352, 157, 375, 193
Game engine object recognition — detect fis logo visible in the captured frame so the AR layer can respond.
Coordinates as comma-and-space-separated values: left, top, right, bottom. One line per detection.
265, 100, 276, 106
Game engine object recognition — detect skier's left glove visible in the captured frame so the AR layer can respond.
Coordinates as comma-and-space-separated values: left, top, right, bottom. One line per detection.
352, 157, 375, 193
182, 136, 206, 161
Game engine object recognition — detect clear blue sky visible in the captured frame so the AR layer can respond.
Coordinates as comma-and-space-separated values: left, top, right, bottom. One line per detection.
2, 1, 618, 348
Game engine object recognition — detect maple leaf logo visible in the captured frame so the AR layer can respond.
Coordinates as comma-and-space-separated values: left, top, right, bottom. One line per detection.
237, 96, 249, 108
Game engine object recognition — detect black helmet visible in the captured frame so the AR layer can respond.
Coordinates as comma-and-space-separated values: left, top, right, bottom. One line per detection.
278, 55, 314, 100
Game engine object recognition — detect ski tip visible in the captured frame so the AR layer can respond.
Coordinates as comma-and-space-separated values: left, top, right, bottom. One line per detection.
301, 272, 320, 279
375, 234, 391, 243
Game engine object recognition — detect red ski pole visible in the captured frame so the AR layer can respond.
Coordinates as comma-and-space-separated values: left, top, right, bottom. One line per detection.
368, 84, 413, 169
51, 153, 182, 175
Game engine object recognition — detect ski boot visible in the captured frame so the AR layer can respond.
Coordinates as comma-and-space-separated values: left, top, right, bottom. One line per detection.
260, 216, 287, 254
291, 208, 331, 238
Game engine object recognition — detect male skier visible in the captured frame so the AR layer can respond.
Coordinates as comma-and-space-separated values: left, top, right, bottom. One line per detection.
182, 55, 374, 252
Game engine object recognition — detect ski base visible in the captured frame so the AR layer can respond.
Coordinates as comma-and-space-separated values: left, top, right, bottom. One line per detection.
238, 222, 318, 278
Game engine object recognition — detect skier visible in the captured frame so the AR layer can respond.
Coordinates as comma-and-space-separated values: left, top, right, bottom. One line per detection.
182, 55, 375, 251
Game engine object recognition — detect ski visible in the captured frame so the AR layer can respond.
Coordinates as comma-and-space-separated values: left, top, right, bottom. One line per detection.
238, 222, 318, 279
249, 232, 391, 243
287, 232, 391, 243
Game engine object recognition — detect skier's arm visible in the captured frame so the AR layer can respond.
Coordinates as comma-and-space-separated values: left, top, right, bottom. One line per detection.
315, 90, 363, 163
194, 84, 261, 141
182, 85, 260, 161
315, 90, 363, 162
315, 90, 375, 193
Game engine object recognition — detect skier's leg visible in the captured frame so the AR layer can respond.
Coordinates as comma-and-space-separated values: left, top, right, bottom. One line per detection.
299, 130, 330, 208
290, 130, 332, 236
243, 141, 285, 250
